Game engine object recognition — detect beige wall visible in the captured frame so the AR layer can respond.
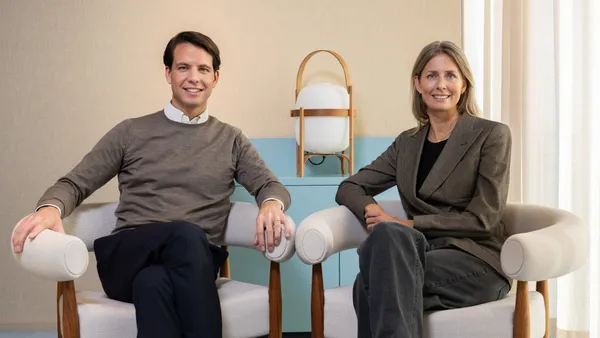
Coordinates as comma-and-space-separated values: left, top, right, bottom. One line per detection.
0, 0, 461, 328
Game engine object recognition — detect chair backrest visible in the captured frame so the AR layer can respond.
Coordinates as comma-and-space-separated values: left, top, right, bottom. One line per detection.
375, 200, 577, 238
61, 201, 294, 254
62, 202, 119, 251
501, 202, 579, 236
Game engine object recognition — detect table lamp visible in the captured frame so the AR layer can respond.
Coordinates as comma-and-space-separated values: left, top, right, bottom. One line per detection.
290, 50, 356, 177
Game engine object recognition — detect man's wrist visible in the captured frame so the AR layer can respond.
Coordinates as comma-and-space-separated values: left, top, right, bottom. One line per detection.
35, 204, 62, 217
262, 198, 284, 211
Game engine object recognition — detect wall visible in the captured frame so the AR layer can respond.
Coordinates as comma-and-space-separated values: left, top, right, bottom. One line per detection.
0, 0, 461, 328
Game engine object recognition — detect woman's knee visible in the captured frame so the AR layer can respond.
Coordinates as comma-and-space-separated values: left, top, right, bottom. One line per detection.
360, 222, 425, 260
367, 222, 415, 244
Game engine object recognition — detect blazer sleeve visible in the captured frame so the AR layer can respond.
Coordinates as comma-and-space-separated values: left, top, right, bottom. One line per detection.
413, 123, 512, 238
335, 135, 400, 224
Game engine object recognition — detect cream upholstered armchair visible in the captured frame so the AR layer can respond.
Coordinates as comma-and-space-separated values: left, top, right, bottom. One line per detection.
11, 201, 296, 338
295, 200, 589, 338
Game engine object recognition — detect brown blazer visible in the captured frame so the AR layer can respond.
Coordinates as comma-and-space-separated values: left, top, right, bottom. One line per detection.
335, 113, 512, 282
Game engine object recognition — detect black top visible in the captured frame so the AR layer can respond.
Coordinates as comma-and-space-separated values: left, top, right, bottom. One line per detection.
416, 138, 447, 193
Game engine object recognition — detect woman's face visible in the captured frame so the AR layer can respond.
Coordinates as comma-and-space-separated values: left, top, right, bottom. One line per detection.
414, 53, 466, 117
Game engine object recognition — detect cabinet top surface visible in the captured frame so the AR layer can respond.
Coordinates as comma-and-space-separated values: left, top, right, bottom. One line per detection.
236, 175, 346, 187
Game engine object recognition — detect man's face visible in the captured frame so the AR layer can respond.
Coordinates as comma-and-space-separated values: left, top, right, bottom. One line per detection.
165, 42, 219, 115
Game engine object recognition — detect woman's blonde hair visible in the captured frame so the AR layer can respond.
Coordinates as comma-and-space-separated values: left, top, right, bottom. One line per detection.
410, 41, 480, 131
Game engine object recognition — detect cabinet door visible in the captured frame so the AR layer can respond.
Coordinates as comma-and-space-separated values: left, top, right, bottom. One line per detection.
230, 185, 340, 333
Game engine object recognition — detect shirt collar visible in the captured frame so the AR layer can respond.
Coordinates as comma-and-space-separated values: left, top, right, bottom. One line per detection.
164, 101, 209, 125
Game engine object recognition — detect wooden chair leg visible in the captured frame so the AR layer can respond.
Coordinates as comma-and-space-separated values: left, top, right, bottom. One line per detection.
269, 261, 283, 338
536, 280, 550, 338
219, 245, 231, 278
514, 280, 530, 338
311, 263, 325, 338
57, 282, 63, 338
57, 281, 80, 338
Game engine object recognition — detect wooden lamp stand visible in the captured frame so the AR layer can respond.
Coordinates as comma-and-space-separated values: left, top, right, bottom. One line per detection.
290, 50, 356, 177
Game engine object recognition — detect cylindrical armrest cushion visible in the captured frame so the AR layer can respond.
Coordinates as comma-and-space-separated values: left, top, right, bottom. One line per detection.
501, 210, 589, 281
221, 202, 296, 263
11, 216, 89, 281
295, 206, 368, 265
377, 200, 409, 220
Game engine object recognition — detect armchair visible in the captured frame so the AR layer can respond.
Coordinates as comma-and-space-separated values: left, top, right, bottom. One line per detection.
295, 200, 588, 338
12, 201, 296, 338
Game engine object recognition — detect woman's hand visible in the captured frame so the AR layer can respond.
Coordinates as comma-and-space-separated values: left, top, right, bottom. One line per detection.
364, 203, 414, 231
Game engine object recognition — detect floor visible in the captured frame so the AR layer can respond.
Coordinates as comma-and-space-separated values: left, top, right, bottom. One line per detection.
0, 332, 311, 338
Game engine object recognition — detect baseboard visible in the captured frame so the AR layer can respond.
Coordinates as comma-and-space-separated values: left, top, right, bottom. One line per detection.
550, 317, 557, 338
0, 322, 55, 330
0, 326, 309, 337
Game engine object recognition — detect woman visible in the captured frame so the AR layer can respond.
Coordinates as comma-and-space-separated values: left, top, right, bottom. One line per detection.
335, 41, 512, 338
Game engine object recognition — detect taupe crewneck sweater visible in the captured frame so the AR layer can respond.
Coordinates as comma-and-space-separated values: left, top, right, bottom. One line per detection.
37, 111, 291, 241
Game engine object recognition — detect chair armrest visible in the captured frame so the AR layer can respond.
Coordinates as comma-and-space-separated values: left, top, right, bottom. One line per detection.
295, 205, 367, 265
220, 202, 296, 263
295, 200, 406, 265
11, 216, 89, 281
501, 208, 589, 281
376, 200, 409, 219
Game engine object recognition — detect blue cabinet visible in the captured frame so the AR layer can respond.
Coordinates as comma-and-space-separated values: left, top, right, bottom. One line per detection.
230, 179, 343, 332
229, 137, 398, 332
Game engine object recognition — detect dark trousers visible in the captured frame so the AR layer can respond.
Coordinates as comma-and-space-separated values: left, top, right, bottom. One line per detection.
93, 221, 229, 338
354, 222, 510, 338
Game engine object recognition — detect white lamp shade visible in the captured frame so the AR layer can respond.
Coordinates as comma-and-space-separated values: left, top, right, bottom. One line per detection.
294, 83, 350, 153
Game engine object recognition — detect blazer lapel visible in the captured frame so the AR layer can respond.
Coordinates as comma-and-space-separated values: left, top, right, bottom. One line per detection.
418, 114, 482, 200
399, 126, 428, 201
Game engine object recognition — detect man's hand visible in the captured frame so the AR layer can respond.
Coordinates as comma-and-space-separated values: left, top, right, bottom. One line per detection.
12, 207, 64, 253
364, 203, 414, 231
254, 201, 291, 252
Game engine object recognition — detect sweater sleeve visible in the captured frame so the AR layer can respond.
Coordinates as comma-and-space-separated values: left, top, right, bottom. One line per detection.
335, 136, 400, 224
36, 120, 130, 218
233, 132, 291, 211
413, 123, 512, 238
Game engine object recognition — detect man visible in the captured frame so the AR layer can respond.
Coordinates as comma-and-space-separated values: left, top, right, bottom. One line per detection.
11, 31, 291, 338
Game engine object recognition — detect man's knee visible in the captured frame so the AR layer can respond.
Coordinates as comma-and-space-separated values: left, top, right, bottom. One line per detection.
133, 266, 171, 298
163, 221, 218, 272
169, 221, 209, 248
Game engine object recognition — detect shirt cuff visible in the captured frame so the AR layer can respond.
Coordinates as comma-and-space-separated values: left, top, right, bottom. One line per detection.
262, 198, 285, 211
35, 204, 62, 217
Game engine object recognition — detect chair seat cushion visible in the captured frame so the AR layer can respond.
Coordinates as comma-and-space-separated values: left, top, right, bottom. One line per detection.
323, 286, 546, 338
75, 278, 269, 338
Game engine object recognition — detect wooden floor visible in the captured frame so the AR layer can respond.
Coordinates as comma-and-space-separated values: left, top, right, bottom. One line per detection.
260, 334, 310, 338
1, 332, 312, 338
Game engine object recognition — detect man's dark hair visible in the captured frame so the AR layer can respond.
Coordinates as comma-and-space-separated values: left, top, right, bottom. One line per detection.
163, 31, 221, 71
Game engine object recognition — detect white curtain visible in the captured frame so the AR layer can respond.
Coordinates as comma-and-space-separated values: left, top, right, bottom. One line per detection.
463, 0, 600, 337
